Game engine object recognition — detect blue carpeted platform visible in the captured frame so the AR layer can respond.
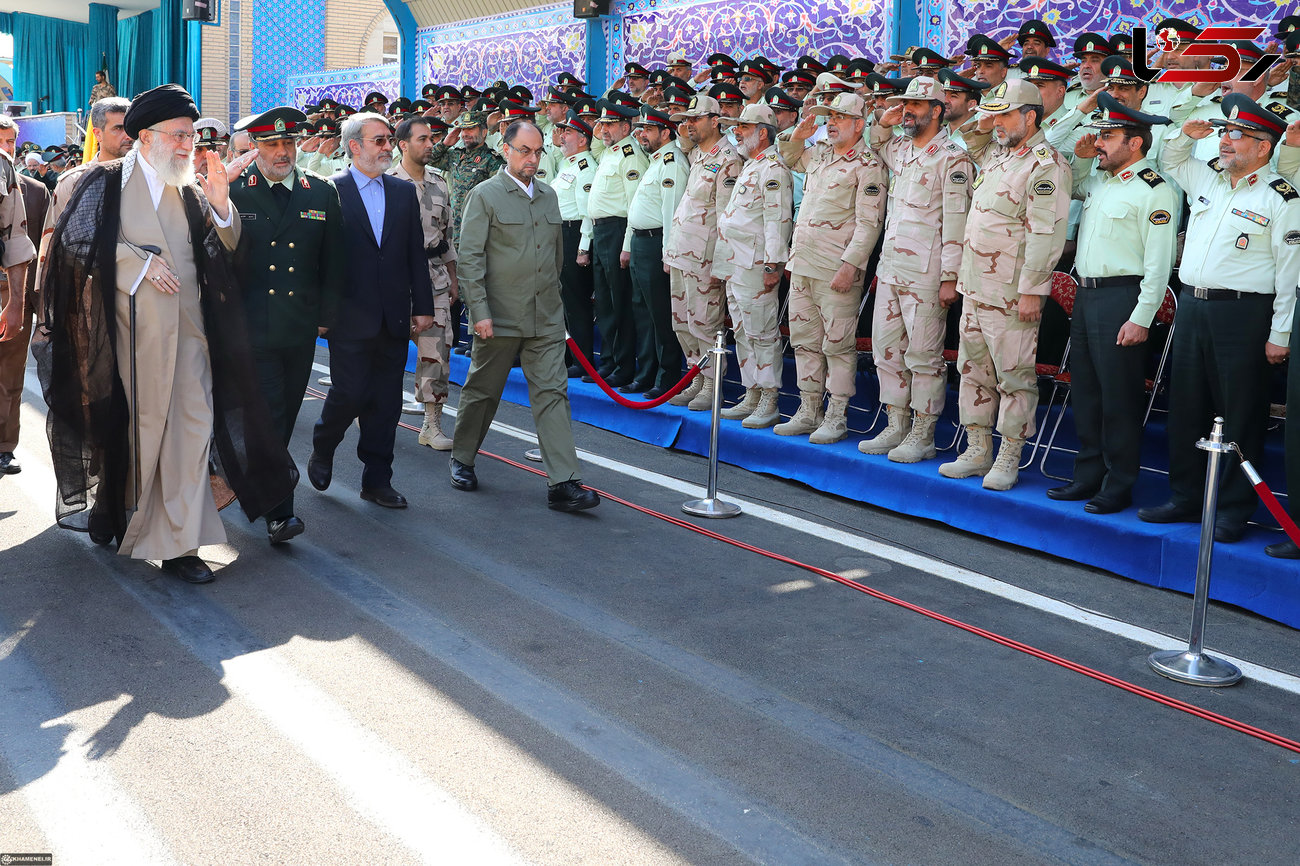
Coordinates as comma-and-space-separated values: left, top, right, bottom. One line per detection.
376, 341, 1300, 628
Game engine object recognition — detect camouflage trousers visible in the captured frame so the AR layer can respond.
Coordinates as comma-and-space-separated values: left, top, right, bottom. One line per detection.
872, 281, 948, 415
413, 292, 453, 404
724, 266, 782, 390
787, 273, 863, 399
956, 298, 1040, 438
669, 266, 727, 381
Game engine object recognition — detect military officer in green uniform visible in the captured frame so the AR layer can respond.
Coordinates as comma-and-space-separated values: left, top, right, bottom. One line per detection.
1047, 93, 1180, 515
550, 111, 599, 375
230, 106, 346, 543
428, 110, 506, 246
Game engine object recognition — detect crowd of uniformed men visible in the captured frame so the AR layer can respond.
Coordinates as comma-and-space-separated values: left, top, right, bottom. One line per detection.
7, 15, 1300, 565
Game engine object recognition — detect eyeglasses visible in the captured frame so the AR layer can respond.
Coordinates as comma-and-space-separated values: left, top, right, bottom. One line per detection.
148, 128, 200, 144
506, 142, 541, 158
365, 135, 396, 146
1221, 128, 1267, 142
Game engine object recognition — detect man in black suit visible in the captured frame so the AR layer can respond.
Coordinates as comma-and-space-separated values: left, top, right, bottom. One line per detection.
231, 106, 345, 541
309, 112, 434, 508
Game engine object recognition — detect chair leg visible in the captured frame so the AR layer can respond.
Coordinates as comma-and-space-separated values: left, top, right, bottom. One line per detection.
1038, 390, 1074, 482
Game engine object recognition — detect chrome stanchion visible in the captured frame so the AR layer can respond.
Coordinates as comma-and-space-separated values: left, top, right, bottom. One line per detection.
1148, 417, 1243, 687
683, 331, 741, 519
402, 401, 423, 415
317, 376, 332, 387
524, 449, 543, 463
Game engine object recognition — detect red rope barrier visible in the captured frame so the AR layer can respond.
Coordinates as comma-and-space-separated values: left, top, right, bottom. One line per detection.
566, 337, 705, 410
1238, 457, 1300, 547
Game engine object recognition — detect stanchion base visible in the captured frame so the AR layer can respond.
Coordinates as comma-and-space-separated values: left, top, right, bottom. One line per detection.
1148, 650, 1242, 687
317, 376, 332, 387
682, 498, 742, 518
401, 401, 423, 415
524, 449, 543, 463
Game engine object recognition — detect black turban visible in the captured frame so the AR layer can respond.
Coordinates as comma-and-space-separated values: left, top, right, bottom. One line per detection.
124, 84, 200, 138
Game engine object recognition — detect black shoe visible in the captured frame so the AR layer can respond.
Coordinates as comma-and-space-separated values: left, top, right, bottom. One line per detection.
548, 480, 599, 512
160, 555, 215, 584
596, 365, 615, 379
581, 374, 596, 383
1138, 501, 1200, 524
619, 379, 651, 394
1214, 521, 1245, 544
455, 344, 471, 355
0, 452, 19, 474
449, 457, 478, 491
360, 486, 408, 508
1084, 495, 1130, 515
605, 374, 633, 388
1046, 480, 1098, 502
643, 386, 668, 399
267, 516, 305, 544
1265, 539, 1300, 559
307, 450, 332, 491
88, 510, 115, 546
567, 364, 584, 378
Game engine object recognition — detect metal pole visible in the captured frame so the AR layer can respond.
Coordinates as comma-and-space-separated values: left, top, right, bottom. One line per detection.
129, 291, 141, 517
402, 401, 423, 415
1148, 417, 1242, 686
524, 449, 543, 463
683, 331, 741, 518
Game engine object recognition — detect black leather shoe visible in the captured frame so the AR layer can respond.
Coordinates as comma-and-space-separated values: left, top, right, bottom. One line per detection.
548, 480, 600, 512
1265, 539, 1300, 559
88, 510, 114, 546
1046, 480, 1098, 501
361, 486, 408, 508
1138, 502, 1200, 524
0, 451, 19, 474
267, 516, 305, 544
596, 365, 615, 379
605, 374, 633, 388
619, 379, 651, 394
567, 364, 584, 378
581, 374, 596, 383
160, 555, 215, 584
449, 457, 478, 491
643, 386, 668, 400
307, 450, 332, 491
1084, 496, 1130, 515
1214, 521, 1245, 544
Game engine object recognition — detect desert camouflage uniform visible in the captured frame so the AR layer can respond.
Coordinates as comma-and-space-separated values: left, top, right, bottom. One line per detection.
870, 124, 972, 414
388, 161, 456, 404
955, 129, 1070, 438
663, 138, 743, 381
777, 133, 886, 400
428, 141, 505, 246
715, 144, 793, 390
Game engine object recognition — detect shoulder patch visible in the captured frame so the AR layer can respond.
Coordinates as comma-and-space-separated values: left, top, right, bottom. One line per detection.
1270, 178, 1299, 201
662, 178, 675, 188
663, 151, 675, 164
1286, 230, 1300, 245
582, 183, 592, 192
1139, 168, 1165, 188
950, 170, 967, 185
1207, 157, 1223, 173
864, 182, 881, 196
765, 178, 781, 191
622, 144, 635, 157
577, 158, 589, 170
1033, 144, 1052, 163
1032, 179, 1056, 196
723, 177, 736, 187
627, 169, 641, 181
1149, 210, 1171, 225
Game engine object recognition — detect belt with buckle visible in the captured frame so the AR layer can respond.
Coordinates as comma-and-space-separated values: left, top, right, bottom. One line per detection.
592, 216, 625, 226
631, 227, 663, 238
1189, 286, 1251, 301
1078, 275, 1141, 289
562, 219, 582, 228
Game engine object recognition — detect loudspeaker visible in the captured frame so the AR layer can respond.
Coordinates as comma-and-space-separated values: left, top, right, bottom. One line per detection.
573, 0, 610, 19
182, 0, 216, 22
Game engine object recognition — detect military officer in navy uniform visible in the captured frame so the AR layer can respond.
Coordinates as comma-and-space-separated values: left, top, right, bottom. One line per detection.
231, 107, 347, 544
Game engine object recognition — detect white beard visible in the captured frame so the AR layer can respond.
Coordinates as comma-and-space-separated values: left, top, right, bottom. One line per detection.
154, 152, 197, 188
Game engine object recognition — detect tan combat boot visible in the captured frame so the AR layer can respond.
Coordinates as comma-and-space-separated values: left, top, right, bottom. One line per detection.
858, 404, 912, 455
670, 376, 704, 406
888, 412, 938, 463
773, 391, 824, 436
982, 436, 1026, 491
720, 386, 761, 420
938, 425, 994, 478
809, 396, 849, 444
687, 377, 716, 411
419, 403, 454, 450
742, 388, 781, 429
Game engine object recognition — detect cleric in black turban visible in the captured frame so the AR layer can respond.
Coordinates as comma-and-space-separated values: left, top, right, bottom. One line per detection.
123, 84, 201, 138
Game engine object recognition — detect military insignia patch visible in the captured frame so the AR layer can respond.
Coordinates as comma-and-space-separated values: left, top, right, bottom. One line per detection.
723, 177, 736, 187
1232, 207, 1270, 227
1207, 157, 1223, 172
663, 178, 675, 187
765, 179, 781, 190
864, 183, 881, 195
622, 144, 636, 156
950, 171, 967, 185
972, 173, 985, 190
627, 169, 641, 180
663, 152, 675, 164
1033, 179, 1056, 195
1270, 178, 1299, 201
1235, 232, 1250, 250
1149, 210, 1171, 225
248, 174, 258, 187
578, 159, 589, 170
274, 118, 286, 132
1139, 169, 1164, 187
583, 184, 592, 192
240, 213, 257, 220
1267, 101, 1292, 118
301, 209, 327, 221
1287, 230, 1300, 245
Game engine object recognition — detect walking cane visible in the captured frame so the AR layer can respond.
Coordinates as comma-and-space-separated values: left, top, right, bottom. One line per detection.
127, 244, 163, 517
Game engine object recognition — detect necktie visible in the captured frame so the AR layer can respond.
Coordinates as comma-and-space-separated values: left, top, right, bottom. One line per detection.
272, 181, 290, 215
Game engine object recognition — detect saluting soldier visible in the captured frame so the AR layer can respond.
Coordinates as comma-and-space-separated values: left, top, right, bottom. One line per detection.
1139, 96, 1300, 544
550, 111, 599, 376
937, 69, 989, 150
230, 107, 346, 543
860, 76, 973, 462
428, 109, 505, 246
966, 34, 1015, 88
1046, 93, 1179, 515
664, 94, 743, 410
578, 94, 649, 387
939, 79, 1069, 490
1063, 32, 1114, 113
623, 106, 689, 397
776, 90, 886, 444
389, 115, 459, 451
714, 103, 793, 429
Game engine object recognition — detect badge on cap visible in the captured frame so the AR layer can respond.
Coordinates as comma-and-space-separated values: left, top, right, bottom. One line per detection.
1230, 105, 1240, 120
275, 118, 285, 132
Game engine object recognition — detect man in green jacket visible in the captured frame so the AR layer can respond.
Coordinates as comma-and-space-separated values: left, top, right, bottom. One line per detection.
448, 121, 599, 512
231, 106, 346, 543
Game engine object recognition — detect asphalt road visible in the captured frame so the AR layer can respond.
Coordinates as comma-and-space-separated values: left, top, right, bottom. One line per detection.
2, 352, 1299, 865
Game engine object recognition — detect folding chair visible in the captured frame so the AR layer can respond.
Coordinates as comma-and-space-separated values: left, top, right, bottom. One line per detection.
1022, 271, 1077, 469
